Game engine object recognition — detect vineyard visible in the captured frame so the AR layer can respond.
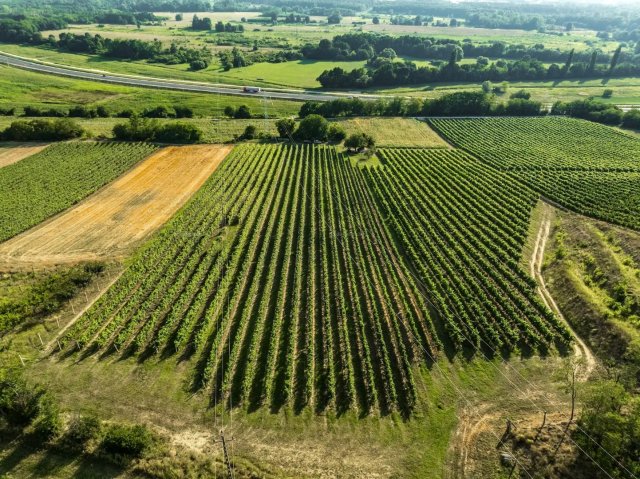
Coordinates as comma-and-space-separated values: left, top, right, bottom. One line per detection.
429, 117, 640, 230
63, 144, 570, 416
0, 141, 157, 243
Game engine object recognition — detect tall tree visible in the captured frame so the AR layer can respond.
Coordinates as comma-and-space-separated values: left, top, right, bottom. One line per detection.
609, 45, 622, 74
564, 48, 575, 74
588, 51, 597, 73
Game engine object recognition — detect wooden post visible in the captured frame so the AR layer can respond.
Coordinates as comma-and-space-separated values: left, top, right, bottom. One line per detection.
37, 333, 44, 347
220, 431, 234, 479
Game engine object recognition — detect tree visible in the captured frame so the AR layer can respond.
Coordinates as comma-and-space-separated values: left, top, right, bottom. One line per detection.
379, 48, 397, 59
588, 51, 598, 73
327, 14, 342, 25
223, 106, 235, 118
372, 16, 380, 25
476, 56, 490, 67
231, 47, 246, 68
275, 118, 296, 139
189, 59, 208, 70
564, 48, 575, 74
510, 89, 531, 100
622, 109, 640, 130
344, 132, 375, 152
448, 45, 463, 65
481, 80, 492, 93
294, 114, 329, 141
327, 123, 346, 143
175, 13, 183, 21
96, 106, 109, 118
234, 105, 251, 119
602, 89, 614, 98
240, 124, 256, 140
609, 45, 622, 73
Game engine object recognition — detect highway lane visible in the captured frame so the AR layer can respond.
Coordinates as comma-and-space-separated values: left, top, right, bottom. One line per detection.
0, 53, 353, 102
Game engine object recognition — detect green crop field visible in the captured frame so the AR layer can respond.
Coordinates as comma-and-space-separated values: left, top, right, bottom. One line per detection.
63, 144, 569, 417
0, 141, 156, 242
430, 117, 640, 230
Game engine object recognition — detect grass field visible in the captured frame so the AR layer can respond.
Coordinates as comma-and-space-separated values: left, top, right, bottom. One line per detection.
0, 65, 301, 117
339, 117, 450, 148
0, 143, 48, 168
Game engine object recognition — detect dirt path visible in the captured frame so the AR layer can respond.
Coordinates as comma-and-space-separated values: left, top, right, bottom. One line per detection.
0, 142, 48, 168
0, 145, 232, 267
530, 204, 597, 381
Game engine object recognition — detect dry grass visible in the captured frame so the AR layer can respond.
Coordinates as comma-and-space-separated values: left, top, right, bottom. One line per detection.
340, 117, 450, 148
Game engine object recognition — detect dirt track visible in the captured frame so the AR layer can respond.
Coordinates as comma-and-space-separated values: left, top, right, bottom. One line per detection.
0, 145, 232, 267
530, 203, 597, 381
0, 143, 49, 168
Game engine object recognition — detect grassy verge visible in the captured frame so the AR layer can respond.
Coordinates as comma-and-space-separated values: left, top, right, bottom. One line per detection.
0, 64, 301, 117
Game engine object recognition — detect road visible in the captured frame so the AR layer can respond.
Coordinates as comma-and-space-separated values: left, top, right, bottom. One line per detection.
0, 52, 355, 102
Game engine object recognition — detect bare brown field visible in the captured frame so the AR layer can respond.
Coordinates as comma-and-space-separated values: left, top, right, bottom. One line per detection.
0, 143, 49, 168
0, 145, 232, 267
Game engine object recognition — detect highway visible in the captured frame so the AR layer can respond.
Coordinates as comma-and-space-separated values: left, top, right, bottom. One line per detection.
0, 52, 353, 102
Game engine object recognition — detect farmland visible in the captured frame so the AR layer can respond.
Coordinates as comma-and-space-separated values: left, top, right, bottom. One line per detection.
0, 141, 157, 243
0, 142, 48, 168
0, 145, 231, 267
62, 144, 569, 418
430, 117, 640, 230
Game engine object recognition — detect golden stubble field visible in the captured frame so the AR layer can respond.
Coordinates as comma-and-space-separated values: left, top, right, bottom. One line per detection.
0, 144, 232, 267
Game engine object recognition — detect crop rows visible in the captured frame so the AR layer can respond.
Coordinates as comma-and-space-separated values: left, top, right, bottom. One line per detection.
429, 117, 640, 230
365, 149, 571, 354
65, 144, 570, 416
0, 141, 157, 242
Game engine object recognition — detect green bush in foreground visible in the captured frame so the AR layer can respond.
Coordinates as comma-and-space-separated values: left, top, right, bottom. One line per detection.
102, 424, 154, 457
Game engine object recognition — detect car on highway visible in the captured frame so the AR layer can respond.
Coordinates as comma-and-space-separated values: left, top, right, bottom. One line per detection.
243, 86, 262, 93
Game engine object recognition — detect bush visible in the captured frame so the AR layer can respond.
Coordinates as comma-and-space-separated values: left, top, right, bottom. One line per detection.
602, 88, 614, 98
223, 106, 236, 118
294, 114, 329, 141
96, 106, 110, 118
65, 414, 102, 446
116, 109, 134, 118
510, 89, 531, 100
275, 118, 296, 139
327, 123, 346, 143
174, 106, 194, 118
0, 107, 15, 116
32, 395, 62, 441
234, 105, 252, 119
240, 124, 257, 140
622, 109, 640, 130
68, 106, 97, 118
1, 118, 84, 141
102, 424, 153, 457
189, 59, 208, 71
0, 374, 46, 428
154, 122, 202, 143
344, 132, 375, 151
113, 117, 159, 141
142, 106, 173, 118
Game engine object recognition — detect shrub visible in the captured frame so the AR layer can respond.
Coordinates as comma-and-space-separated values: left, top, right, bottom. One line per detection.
102, 424, 153, 457
32, 395, 62, 441
223, 106, 236, 118
68, 106, 97, 118
116, 109, 134, 118
0, 374, 46, 428
327, 123, 346, 143
96, 106, 110, 118
344, 132, 375, 151
174, 106, 194, 118
234, 105, 252, 119
189, 59, 208, 71
113, 117, 159, 141
65, 414, 102, 446
275, 118, 296, 139
602, 89, 614, 98
1, 118, 84, 141
294, 114, 329, 141
240, 124, 257, 140
0, 107, 15, 116
510, 89, 532, 100
142, 106, 174, 118
154, 122, 202, 143
622, 109, 640, 130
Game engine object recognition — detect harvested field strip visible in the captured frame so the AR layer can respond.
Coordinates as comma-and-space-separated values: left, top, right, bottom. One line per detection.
0, 143, 49, 168
0, 145, 232, 266
0, 141, 157, 243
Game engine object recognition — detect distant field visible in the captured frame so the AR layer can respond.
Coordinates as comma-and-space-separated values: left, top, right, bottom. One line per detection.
0, 145, 231, 266
339, 117, 449, 148
430, 117, 640, 230
0, 142, 157, 243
